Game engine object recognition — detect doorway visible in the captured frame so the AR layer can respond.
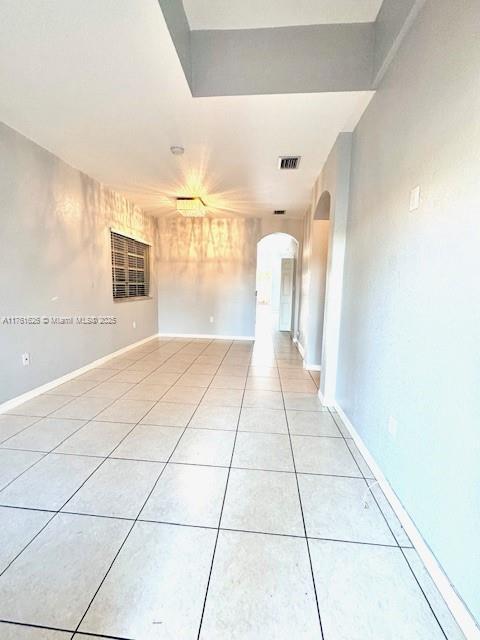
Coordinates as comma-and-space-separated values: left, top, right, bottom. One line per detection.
255, 233, 298, 336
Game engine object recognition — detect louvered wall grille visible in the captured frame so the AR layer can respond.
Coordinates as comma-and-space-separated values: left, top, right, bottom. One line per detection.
111, 231, 150, 299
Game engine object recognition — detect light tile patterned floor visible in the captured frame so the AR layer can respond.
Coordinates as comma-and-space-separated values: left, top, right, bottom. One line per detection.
0, 332, 466, 639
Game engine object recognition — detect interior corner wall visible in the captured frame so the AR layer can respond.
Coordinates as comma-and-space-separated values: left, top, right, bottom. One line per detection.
0, 123, 158, 404
337, 0, 480, 623
156, 216, 303, 338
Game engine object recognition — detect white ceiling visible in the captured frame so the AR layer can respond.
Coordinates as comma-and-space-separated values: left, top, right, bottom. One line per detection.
183, 0, 383, 30
0, 0, 373, 219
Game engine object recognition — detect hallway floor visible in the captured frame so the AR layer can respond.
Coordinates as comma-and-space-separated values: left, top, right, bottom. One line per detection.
0, 332, 464, 639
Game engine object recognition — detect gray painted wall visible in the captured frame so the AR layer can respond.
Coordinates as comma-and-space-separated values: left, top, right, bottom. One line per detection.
191, 23, 374, 96
157, 216, 303, 337
337, 0, 480, 622
0, 124, 158, 404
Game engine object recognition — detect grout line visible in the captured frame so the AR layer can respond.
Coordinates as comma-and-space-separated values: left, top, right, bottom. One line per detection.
72, 338, 236, 637
280, 356, 325, 639
327, 408, 450, 640
0, 618, 134, 640
0, 339, 213, 582
195, 344, 249, 639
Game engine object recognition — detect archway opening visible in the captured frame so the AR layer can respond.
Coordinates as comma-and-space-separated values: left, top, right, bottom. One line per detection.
255, 233, 299, 337
314, 190, 331, 220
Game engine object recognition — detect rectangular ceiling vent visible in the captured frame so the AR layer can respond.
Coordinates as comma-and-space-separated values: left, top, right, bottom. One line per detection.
274, 210, 286, 215
278, 156, 301, 170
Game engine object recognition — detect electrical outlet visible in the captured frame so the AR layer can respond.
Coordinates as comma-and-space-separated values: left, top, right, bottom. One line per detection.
132, 321, 136, 329
209, 316, 214, 323
22, 353, 30, 367
388, 416, 398, 439
409, 185, 420, 211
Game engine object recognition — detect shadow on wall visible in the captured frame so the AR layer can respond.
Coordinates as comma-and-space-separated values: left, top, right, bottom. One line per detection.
315, 190, 331, 221
158, 217, 260, 265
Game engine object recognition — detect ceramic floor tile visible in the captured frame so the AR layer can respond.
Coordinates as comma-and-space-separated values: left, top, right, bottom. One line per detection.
222, 468, 303, 536
123, 383, 170, 401
242, 389, 283, 409
210, 376, 247, 390
238, 407, 288, 433
7, 395, 73, 417
283, 392, 328, 411
108, 369, 150, 383
162, 385, 206, 404
94, 398, 155, 423
248, 366, 279, 378
189, 405, 240, 431
1, 417, 86, 452
46, 379, 97, 396
176, 373, 213, 387
216, 365, 249, 377
188, 364, 219, 375
141, 463, 228, 527
245, 376, 281, 391
0, 415, 39, 444
200, 530, 320, 639
279, 368, 313, 380
292, 435, 361, 477
0, 453, 102, 510
280, 379, 317, 393
171, 429, 236, 466
346, 439, 375, 478
309, 539, 445, 640
63, 458, 164, 519
201, 388, 243, 407
0, 622, 70, 639
141, 401, 196, 427
0, 506, 52, 572
403, 548, 467, 640
232, 432, 294, 472
0, 513, 130, 629
330, 414, 353, 438
299, 474, 396, 545
77, 368, 118, 383
366, 480, 412, 547
55, 420, 134, 456
50, 396, 113, 420
142, 372, 181, 385
111, 425, 183, 462
79, 521, 216, 640
0, 450, 44, 490
287, 410, 341, 437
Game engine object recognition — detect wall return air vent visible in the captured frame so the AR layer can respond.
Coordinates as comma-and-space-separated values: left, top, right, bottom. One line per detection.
274, 210, 286, 215
278, 156, 301, 170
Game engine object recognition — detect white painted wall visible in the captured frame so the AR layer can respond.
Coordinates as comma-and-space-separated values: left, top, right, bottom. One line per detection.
336, 0, 480, 625
157, 216, 303, 338
0, 123, 158, 404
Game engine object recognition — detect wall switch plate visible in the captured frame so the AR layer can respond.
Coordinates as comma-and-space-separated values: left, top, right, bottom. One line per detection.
22, 353, 30, 366
388, 416, 398, 439
132, 321, 136, 329
409, 185, 420, 211
209, 316, 214, 323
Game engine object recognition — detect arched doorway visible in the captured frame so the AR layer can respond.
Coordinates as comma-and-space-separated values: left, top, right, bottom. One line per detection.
255, 233, 299, 336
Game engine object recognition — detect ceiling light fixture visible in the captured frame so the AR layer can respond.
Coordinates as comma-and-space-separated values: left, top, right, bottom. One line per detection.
176, 196, 207, 217
170, 145, 185, 155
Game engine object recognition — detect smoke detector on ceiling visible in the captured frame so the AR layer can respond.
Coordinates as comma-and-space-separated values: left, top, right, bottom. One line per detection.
278, 156, 301, 170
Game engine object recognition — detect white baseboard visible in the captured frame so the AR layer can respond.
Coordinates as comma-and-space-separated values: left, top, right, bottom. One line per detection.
293, 338, 321, 372
0, 333, 160, 414
334, 403, 480, 640
158, 332, 255, 341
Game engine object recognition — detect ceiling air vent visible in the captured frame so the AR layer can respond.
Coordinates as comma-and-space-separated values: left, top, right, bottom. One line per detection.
274, 210, 286, 215
278, 156, 301, 170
